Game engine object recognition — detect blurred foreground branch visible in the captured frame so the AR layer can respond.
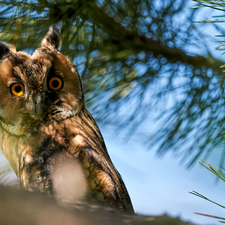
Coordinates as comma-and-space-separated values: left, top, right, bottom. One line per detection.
0, 185, 194, 225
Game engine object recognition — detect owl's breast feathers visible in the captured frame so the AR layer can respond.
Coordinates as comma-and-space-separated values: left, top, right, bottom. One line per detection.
0, 108, 134, 213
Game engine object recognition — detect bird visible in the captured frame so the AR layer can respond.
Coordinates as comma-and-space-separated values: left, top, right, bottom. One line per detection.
0, 26, 134, 213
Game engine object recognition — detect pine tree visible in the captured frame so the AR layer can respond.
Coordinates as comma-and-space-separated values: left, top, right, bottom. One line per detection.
0, 0, 224, 167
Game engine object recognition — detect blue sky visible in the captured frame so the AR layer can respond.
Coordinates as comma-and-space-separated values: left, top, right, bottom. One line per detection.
101, 2, 225, 225
102, 125, 225, 225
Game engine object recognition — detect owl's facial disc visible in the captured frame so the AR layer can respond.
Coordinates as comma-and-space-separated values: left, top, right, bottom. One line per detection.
0, 26, 84, 136
0, 119, 28, 136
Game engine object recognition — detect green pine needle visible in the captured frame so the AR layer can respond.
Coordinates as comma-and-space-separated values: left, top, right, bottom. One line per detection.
191, 159, 225, 223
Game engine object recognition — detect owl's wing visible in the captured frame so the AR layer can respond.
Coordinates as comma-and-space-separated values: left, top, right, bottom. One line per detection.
67, 108, 134, 213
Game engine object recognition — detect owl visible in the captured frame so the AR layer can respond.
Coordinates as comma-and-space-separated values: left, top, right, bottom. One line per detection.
0, 26, 134, 213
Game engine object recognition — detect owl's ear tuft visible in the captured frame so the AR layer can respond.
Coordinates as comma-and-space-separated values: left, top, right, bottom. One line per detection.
0, 42, 16, 60
41, 26, 61, 49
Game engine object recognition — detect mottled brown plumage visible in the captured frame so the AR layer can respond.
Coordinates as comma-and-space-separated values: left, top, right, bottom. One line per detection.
0, 26, 134, 213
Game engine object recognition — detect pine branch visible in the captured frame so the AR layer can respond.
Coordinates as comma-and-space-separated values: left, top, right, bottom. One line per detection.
48, 1, 225, 71
0, 184, 195, 225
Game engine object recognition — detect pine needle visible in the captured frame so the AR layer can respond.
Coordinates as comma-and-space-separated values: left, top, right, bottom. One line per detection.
194, 212, 225, 221
191, 159, 225, 223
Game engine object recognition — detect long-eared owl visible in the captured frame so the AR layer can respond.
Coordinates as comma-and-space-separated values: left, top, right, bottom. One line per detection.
0, 26, 134, 213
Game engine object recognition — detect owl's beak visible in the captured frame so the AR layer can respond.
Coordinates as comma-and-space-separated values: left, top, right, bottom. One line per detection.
33, 92, 47, 120
36, 102, 46, 119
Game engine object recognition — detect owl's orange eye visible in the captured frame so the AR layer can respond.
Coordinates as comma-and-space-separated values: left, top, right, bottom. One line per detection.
49, 77, 63, 91
11, 83, 25, 96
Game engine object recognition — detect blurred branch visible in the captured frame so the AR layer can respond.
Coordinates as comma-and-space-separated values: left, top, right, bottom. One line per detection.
89, 4, 224, 70
0, 184, 194, 225
47, 0, 224, 70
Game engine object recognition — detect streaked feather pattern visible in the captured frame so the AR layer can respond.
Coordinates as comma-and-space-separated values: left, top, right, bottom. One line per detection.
0, 26, 134, 213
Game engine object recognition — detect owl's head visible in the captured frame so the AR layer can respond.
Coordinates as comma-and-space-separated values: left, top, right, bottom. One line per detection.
0, 26, 84, 136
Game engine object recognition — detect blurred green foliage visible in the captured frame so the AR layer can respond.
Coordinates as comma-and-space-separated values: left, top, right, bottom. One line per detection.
0, 0, 225, 167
